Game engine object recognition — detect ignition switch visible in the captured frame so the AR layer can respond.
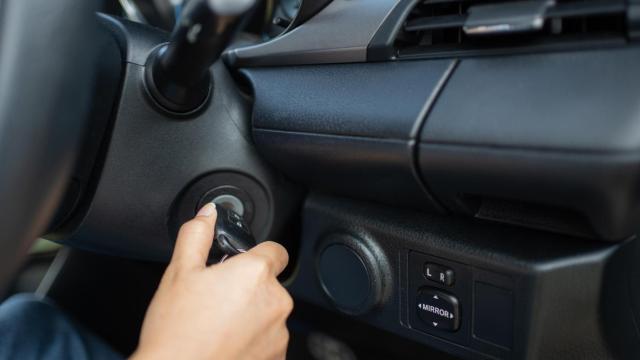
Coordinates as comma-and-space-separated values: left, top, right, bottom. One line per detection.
208, 205, 257, 263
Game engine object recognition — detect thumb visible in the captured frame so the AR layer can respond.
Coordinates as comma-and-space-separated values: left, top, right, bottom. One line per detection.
170, 203, 217, 270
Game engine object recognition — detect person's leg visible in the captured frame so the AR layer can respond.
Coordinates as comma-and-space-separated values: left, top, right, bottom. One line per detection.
0, 293, 123, 360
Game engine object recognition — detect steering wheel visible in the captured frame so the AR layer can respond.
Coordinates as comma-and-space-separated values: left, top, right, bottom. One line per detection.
0, 0, 99, 291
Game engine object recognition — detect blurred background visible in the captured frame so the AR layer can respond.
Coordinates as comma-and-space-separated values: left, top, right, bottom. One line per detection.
103, 0, 300, 39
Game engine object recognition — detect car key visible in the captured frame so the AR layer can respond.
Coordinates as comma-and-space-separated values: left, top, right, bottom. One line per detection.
209, 204, 257, 263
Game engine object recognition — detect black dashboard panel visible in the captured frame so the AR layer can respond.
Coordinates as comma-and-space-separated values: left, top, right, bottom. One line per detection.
421, 47, 640, 151
245, 44, 640, 241
289, 194, 640, 360
243, 60, 456, 211
55, 17, 299, 261
252, 130, 436, 210
222, 2, 640, 359
244, 60, 454, 139
420, 47, 640, 241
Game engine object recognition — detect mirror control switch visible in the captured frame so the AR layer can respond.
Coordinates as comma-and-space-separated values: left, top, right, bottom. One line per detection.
416, 288, 460, 332
424, 263, 455, 286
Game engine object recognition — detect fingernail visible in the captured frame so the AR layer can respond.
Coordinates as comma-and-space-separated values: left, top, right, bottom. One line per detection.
197, 202, 216, 217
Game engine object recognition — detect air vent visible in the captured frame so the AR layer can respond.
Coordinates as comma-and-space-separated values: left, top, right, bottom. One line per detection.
394, 0, 633, 59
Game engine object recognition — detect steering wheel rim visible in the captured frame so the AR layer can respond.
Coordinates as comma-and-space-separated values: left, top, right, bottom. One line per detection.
0, 0, 100, 292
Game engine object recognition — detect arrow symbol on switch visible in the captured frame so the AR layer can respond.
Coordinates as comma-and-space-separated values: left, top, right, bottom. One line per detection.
432, 322, 438, 327
433, 295, 439, 300
450, 314, 454, 319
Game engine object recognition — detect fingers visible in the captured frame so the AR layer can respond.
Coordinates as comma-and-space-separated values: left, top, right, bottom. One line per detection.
170, 203, 217, 270
245, 241, 289, 276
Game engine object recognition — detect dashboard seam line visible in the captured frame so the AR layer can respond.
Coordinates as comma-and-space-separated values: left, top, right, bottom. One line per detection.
408, 59, 460, 212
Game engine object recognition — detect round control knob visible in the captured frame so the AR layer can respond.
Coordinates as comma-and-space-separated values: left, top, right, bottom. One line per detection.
316, 233, 389, 315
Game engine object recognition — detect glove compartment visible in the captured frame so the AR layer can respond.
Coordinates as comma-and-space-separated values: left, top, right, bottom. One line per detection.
419, 47, 640, 240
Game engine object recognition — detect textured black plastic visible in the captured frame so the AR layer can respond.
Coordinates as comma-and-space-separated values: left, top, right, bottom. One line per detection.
58, 17, 300, 262
253, 130, 442, 211
288, 194, 640, 360
242, 60, 454, 211
47, 23, 124, 238
242, 60, 453, 139
419, 47, 640, 241
421, 47, 640, 151
98, 15, 168, 66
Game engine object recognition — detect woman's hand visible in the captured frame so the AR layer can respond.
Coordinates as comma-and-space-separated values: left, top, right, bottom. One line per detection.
131, 203, 293, 360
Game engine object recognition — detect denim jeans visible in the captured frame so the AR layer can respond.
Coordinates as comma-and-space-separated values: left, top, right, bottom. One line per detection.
0, 294, 123, 360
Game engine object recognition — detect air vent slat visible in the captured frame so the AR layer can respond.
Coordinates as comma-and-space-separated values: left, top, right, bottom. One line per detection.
405, 14, 468, 32
393, 0, 630, 59
547, 1, 626, 18
421, 0, 468, 5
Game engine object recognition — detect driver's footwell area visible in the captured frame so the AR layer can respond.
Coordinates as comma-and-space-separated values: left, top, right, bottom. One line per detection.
12, 248, 458, 360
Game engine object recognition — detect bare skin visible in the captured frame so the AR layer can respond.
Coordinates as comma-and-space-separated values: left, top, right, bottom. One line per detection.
131, 203, 293, 360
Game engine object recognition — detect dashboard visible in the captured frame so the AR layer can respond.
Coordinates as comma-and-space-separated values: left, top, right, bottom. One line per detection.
63, 1, 640, 359
111, 0, 319, 37
235, 1, 640, 359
